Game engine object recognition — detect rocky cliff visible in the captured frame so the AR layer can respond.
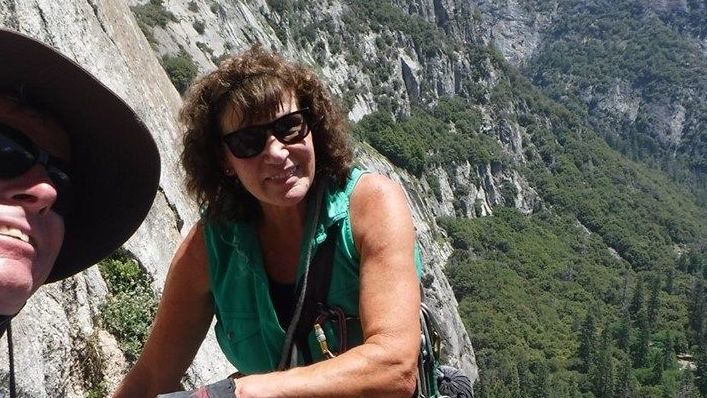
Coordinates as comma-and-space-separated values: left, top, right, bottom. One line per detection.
358, 0, 707, 189
0, 0, 509, 396
0, 1, 222, 396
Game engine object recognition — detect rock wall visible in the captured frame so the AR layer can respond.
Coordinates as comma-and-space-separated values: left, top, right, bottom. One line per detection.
0, 0, 231, 396
0, 0, 479, 395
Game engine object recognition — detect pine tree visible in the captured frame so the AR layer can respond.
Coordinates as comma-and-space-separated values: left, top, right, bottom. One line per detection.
632, 310, 650, 368
579, 311, 597, 373
531, 359, 550, 398
518, 357, 534, 398
618, 272, 632, 351
592, 329, 615, 398
629, 277, 644, 325
617, 307, 632, 352
664, 267, 674, 294
475, 372, 490, 398
508, 362, 522, 398
662, 333, 675, 370
676, 369, 700, 398
651, 350, 664, 385
688, 250, 707, 275
614, 355, 633, 398
647, 275, 661, 331
568, 376, 583, 398
678, 252, 690, 272
696, 342, 707, 397
688, 280, 705, 346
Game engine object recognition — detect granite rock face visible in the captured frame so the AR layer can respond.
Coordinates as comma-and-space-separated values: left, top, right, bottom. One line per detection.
0, 1, 229, 396
0, 0, 486, 395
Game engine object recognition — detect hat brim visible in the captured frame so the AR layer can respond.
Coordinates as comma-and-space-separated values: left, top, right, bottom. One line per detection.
0, 29, 160, 283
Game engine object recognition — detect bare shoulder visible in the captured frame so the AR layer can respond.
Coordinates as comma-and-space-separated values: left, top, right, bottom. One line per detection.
349, 173, 414, 248
160, 222, 211, 316
183, 222, 206, 253
350, 173, 408, 213
169, 222, 208, 278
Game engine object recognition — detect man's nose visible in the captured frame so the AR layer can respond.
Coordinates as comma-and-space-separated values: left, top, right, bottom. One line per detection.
2, 165, 59, 215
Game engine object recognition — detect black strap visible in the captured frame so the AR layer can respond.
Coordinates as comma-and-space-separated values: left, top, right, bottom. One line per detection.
7, 318, 16, 398
287, 223, 339, 365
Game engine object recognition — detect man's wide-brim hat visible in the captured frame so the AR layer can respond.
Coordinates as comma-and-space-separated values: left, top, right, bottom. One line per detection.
0, 29, 160, 283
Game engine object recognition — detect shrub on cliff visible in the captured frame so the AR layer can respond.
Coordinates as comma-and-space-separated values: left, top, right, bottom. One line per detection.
160, 51, 198, 94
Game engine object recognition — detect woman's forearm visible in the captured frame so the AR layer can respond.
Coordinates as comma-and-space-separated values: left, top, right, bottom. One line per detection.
235, 338, 419, 398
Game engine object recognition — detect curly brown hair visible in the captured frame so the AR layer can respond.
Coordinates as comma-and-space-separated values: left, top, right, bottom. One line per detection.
180, 44, 353, 222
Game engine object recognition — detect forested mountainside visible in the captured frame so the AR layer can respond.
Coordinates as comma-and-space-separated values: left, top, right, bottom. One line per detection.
356, 2, 707, 396
346, 2, 707, 396
130, 0, 707, 397
520, 0, 707, 203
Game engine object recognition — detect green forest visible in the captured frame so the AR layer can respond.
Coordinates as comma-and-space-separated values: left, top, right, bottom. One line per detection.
524, 0, 707, 201
357, 66, 707, 397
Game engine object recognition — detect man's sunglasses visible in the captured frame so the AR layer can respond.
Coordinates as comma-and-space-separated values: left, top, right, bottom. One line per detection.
222, 108, 311, 159
0, 123, 72, 217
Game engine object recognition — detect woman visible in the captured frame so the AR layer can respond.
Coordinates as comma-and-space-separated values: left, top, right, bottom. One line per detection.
114, 45, 422, 397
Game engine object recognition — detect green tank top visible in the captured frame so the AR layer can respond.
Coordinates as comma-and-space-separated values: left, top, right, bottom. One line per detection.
203, 168, 423, 374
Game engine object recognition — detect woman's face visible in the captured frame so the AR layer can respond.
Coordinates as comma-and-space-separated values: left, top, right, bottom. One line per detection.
219, 95, 316, 214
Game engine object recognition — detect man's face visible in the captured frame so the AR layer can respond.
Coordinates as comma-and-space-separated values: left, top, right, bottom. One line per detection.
0, 97, 69, 315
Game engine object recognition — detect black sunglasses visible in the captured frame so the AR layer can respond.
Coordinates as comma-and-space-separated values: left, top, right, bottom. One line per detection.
0, 123, 73, 217
222, 108, 311, 159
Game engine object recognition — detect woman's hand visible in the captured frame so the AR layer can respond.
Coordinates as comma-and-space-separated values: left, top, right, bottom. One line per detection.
156, 378, 237, 398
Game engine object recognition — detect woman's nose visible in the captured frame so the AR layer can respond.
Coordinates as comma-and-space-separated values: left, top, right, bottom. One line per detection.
261, 134, 289, 164
2, 165, 59, 216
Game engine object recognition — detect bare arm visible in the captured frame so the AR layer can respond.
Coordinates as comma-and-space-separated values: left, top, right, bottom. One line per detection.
235, 174, 421, 398
113, 224, 214, 398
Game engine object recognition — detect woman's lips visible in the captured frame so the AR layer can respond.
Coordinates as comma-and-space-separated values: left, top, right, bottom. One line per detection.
265, 165, 299, 182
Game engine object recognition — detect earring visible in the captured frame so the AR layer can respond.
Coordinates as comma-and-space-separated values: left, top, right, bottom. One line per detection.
224, 168, 240, 186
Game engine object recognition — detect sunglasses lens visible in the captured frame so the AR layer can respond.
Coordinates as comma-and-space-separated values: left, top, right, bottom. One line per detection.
272, 113, 307, 144
48, 167, 73, 217
0, 133, 36, 179
225, 128, 267, 159
1, 130, 73, 217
